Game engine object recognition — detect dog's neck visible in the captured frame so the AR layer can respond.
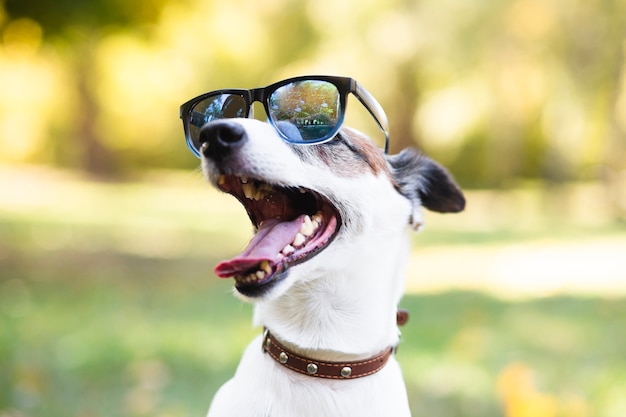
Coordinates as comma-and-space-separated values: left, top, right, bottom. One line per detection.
253, 226, 411, 361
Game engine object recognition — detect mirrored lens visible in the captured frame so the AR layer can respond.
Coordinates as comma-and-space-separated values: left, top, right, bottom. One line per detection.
268, 80, 340, 143
188, 94, 247, 149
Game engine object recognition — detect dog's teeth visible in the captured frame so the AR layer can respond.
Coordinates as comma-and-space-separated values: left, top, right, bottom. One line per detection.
242, 181, 274, 200
311, 212, 323, 224
281, 244, 295, 255
242, 183, 255, 199
254, 190, 266, 201
218, 175, 226, 185
299, 188, 307, 194
300, 215, 315, 237
236, 273, 264, 284
292, 233, 306, 248
260, 260, 272, 274
240, 176, 249, 184
244, 272, 257, 283
300, 225, 314, 237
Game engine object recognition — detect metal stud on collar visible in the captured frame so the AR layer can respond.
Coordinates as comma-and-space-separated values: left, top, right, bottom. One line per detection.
306, 363, 318, 374
263, 328, 271, 351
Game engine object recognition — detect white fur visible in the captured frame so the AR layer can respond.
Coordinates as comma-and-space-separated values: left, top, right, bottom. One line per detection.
203, 119, 415, 417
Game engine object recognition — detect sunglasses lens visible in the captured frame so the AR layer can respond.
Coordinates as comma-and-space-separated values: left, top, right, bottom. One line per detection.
187, 93, 247, 151
268, 80, 341, 143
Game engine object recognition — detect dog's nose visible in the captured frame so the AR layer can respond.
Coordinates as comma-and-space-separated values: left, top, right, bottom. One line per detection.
198, 120, 248, 158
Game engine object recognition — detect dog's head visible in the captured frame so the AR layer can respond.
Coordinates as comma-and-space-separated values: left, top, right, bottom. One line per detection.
197, 117, 465, 301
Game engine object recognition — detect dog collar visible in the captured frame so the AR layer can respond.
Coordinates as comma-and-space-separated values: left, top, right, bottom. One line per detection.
261, 310, 409, 380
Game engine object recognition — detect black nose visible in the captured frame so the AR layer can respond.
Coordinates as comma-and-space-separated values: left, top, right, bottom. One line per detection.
198, 120, 247, 158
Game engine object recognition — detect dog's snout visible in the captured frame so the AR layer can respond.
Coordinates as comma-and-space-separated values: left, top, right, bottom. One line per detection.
198, 120, 248, 158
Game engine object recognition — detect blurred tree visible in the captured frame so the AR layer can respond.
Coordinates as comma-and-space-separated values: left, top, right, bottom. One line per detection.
388, 61, 422, 153
413, 0, 626, 188
1, 0, 624, 190
4, 0, 169, 177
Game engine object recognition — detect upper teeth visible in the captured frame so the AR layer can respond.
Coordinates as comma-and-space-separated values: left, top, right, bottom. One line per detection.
242, 181, 273, 201
217, 175, 311, 203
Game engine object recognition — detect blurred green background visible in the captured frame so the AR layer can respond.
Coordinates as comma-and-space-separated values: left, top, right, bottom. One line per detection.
1, 0, 625, 416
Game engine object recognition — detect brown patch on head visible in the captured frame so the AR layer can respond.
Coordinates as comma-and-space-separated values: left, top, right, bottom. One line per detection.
311, 127, 390, 178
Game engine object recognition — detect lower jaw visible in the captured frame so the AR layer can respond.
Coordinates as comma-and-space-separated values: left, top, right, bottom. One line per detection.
235, 270, 288, 298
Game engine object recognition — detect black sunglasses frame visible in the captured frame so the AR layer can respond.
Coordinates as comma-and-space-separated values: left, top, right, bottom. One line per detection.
179, 75, 390, 157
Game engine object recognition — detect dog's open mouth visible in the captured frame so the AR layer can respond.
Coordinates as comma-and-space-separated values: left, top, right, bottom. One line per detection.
213, 175, 340, 295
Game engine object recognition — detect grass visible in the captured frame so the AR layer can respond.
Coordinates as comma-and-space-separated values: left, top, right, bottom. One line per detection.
3, 251, 626, 417
1, 166, 626, 417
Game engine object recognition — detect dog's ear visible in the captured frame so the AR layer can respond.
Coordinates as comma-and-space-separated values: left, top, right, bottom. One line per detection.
387, 148, 465, 220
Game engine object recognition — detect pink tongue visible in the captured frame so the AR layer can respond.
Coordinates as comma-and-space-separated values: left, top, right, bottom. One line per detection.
214, 215, 305, 278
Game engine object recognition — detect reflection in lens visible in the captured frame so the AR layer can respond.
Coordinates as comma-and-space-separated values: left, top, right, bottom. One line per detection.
269, 81, 340, 142
189, 94, 247, 149
274, 121, 302, 141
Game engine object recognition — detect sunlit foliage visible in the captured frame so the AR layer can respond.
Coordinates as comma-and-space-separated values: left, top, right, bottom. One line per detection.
0, 0, 624, 186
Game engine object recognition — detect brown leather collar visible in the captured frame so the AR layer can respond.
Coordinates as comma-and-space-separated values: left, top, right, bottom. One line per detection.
261, 309, 409, 380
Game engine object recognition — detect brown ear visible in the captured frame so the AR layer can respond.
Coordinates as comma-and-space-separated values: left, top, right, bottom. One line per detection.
387, 148, 465, 213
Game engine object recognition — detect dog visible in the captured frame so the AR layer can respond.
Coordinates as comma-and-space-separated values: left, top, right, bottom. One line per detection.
183, 77, 465, 416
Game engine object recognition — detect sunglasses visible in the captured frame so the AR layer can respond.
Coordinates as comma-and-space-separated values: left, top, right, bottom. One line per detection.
179, 75, 390, 157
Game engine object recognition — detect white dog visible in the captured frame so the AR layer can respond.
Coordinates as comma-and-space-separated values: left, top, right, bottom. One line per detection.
192, 116, 465, 417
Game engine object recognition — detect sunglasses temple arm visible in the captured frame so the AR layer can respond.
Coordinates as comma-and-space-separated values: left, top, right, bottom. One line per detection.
353, 83, 390, 154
